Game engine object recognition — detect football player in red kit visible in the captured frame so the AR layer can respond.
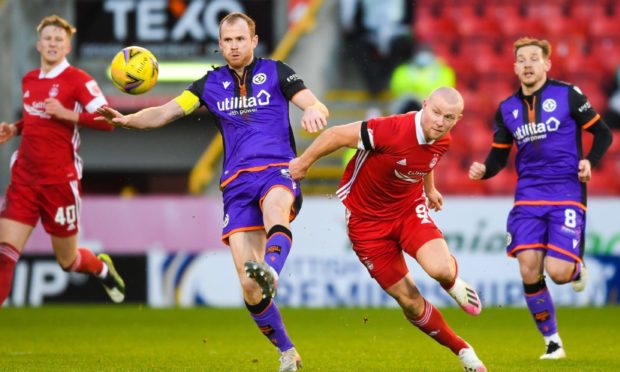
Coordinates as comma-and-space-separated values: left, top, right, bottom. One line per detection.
289, 87, 486, 371
0, 15, 125, 305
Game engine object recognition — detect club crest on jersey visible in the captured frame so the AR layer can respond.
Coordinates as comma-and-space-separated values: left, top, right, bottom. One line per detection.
23, 90, 30, 98
429, 154, 439, 169
222, 81, 231, 89
49, 84, 59, 97
252, 73, 267, 85
542, 98, 557, 112
512, 109, 518, 119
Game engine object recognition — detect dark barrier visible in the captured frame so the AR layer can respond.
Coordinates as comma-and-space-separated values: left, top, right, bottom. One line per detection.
6, 255, 146, 306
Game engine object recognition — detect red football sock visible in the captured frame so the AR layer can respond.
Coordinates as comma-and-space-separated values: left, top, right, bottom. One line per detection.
66, 248, 104, 275
408, 298, 469, 354
0, 243, 20, 304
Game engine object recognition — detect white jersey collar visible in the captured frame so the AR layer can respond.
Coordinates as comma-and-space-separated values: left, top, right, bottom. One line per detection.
39, 59, 70, 79
415, 109, 435, 145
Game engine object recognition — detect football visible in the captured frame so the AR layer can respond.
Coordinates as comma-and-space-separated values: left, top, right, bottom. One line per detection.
110, 46, 159, 95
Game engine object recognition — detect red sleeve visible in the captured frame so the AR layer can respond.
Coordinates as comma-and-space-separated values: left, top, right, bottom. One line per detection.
78, 112, 115, 131
365, 114, 410, 152
14, 119, 24, 135
74, 68, 108, 113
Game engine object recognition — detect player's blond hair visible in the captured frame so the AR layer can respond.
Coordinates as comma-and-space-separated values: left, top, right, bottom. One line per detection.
513, 37, 552, 59
219, 12, 257, 37
37, 15, 76, 38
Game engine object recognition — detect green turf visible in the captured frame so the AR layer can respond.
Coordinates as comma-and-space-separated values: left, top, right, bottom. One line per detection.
1, 306, 619, 371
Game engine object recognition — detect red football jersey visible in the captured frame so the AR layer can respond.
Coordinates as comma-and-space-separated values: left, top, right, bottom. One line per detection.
337, 111, 451, 220
11, 59, 108, 185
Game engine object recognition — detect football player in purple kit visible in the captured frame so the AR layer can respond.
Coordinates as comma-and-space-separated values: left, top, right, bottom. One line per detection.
469, 37, 612, 360
97, 12, 328, 372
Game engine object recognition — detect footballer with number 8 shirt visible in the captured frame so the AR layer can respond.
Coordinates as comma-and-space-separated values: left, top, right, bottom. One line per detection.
290, 87, 486, 372
0, 15, 125, 306
469, 37, 613, 360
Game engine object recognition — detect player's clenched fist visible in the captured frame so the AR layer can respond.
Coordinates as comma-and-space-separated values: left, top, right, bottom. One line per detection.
0, 122, 17, 144
469, 161, 486, 180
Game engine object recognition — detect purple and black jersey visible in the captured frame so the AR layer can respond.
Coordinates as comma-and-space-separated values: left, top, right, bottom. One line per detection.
492, 79, 601, 205
187, 58, 306, 188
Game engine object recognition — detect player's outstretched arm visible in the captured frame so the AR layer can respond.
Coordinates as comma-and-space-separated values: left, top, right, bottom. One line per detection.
291, 89, 329, 133
0, 121, 18, 144
289, 121, 360, 181
96, 99, 185, 130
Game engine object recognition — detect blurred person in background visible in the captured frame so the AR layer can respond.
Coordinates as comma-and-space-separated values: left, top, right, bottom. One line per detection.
290, 87, 487, 372
0, 15, 125, 306
389, 45, 456, 114
603, 67, 620, 129
96, 12, 328, 372
469, 37, 612, 360
340, 0, 414, 95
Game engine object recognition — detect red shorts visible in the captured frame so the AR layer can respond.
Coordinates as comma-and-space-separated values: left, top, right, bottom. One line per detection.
346, 200, 443, 289
1, 181, 82, 237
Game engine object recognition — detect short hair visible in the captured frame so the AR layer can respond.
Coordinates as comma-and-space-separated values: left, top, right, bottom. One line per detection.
513, 37, 552, 59
219, 12, 256, 37
37, 15, 76, 38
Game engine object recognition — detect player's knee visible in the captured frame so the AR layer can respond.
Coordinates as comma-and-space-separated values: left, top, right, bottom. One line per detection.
546, 266, 572, 284
426, 264, 453, 283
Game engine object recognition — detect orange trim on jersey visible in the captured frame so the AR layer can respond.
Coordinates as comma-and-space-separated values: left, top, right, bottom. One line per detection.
508, 243, 546, 257
221, 225, 264, 245
524, 96, 536, 123
259, 185, 297, 223
547, 244, 583, 263
514, 200, 587, 210
581, 114, 600, 130
492, 142, 512, 149
220, 163, 291, 189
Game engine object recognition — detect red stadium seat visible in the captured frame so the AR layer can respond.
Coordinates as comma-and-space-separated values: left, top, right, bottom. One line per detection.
561, 53, 606, 85
483, 167, 517, 195
472, 52, 514, 81
569, 2, 612, 23
543, 17, 588, 40
589, 38, 620, 75
523, 0, 568, 21
587, 169, 617, 195
486, 1, 524, 22
588, 15, 620, 39
498, 17, 545, 41
414, 16, 458, 44
454, 14, 501, 41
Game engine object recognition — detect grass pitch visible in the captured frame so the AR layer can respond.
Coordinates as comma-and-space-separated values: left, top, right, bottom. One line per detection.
1, 306, 619, 371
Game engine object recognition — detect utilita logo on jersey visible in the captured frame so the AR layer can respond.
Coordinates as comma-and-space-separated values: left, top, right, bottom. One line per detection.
513, 117, 561, 144
217, 89, 271, 116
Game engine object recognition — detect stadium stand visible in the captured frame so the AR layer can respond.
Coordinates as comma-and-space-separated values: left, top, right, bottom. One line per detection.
320, 0, 620, 195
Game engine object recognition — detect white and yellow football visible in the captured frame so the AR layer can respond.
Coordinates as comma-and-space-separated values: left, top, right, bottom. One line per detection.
110, 46, 159, 95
